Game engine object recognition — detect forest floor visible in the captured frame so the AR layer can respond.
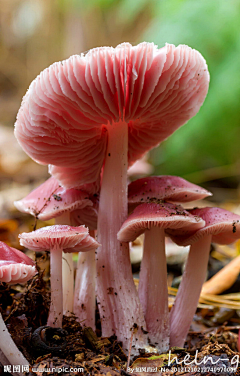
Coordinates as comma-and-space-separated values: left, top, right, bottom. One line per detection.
1, 266, 240, 376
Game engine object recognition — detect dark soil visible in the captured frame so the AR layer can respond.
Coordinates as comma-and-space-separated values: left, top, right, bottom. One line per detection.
0, 257, 240, 375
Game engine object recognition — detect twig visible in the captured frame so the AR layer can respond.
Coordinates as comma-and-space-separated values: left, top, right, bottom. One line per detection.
126, 329, 134, 370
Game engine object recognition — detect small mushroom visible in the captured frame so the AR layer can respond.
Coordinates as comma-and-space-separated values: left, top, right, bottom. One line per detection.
14, 176, 95, 221
128, 175, 212, 210
167, 207, 240, 348
0, 241, 37, 373
117, 202, 205, 351
19, 225, 99, 327
15, 176, 98, 321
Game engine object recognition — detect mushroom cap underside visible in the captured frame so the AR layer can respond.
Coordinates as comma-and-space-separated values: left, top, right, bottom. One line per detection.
117, 202, 205, 242
167, 207, 240, 246
14, 176, 95, 221
15, 42, 209, 188
0, 241, 37, 283
19, 225, 99, 252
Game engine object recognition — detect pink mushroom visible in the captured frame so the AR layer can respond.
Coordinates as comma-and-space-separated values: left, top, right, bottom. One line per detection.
167, 207, 240, 348
71, 198, 98, 329
19, 225, 99, 327
14, 177, 97, 319
128, 175, 212, 209
14, 177, 94, 221
0, 241, 36, 373
0, 243, 36, 284
117, 203, 205, 351
15, 42, 209, 353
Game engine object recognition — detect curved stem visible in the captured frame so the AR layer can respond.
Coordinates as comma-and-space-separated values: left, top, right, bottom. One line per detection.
47, 245, 63, 327
0, 349, 9, 368
55, 212, 74, 316
139, 228, 169, 352
170, 235, 212, 347
96, 122, 147, 354
73, 230, 96, 329
0, 313, 28, 374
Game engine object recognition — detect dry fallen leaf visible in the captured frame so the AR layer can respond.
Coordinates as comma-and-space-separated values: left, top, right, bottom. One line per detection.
202, 255, 240, 295
0, 218, 18, 245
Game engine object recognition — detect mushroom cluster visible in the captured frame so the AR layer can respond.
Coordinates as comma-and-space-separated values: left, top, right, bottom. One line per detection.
14, 176, 99, 327
14, 41, 210, 354
5, 41, 240, 363
19, 225, 99, 328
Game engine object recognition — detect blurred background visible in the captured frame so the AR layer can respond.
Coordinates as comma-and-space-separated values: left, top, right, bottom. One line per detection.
1, 0, 240, 207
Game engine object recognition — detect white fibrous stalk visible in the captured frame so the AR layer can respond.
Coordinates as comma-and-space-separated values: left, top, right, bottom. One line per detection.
47, 244, 63, 327
139, 228, 169, 351
55, 212, 74, 316
170, 235, 211, 347
96, 122, 148, 354
0, 313, 29, 376
73, 232, 96, 329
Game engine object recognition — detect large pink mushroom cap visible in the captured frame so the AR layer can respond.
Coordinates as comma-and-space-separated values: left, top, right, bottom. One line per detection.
15, 42, 209, 188
128, 175, 212, 205
0, 241, 36, 284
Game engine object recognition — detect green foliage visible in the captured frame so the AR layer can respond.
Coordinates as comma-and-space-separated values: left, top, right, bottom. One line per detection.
53, 0, 240, 182
117, 0, 151, 22
58, 0, 117, 11
143, 0, 240, 180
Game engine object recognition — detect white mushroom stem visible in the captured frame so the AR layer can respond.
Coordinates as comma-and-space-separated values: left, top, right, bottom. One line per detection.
0, 348, 9, 367
96, 121, 147, 354
170, 235, 212, 347
138, 227, 169, 351
0, 313, 29, 375
62, 252, 74, 316
73, 230, 96, 329
55, 212, 74, 316
0, 348, 18, 376
47, 245, 63, 327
